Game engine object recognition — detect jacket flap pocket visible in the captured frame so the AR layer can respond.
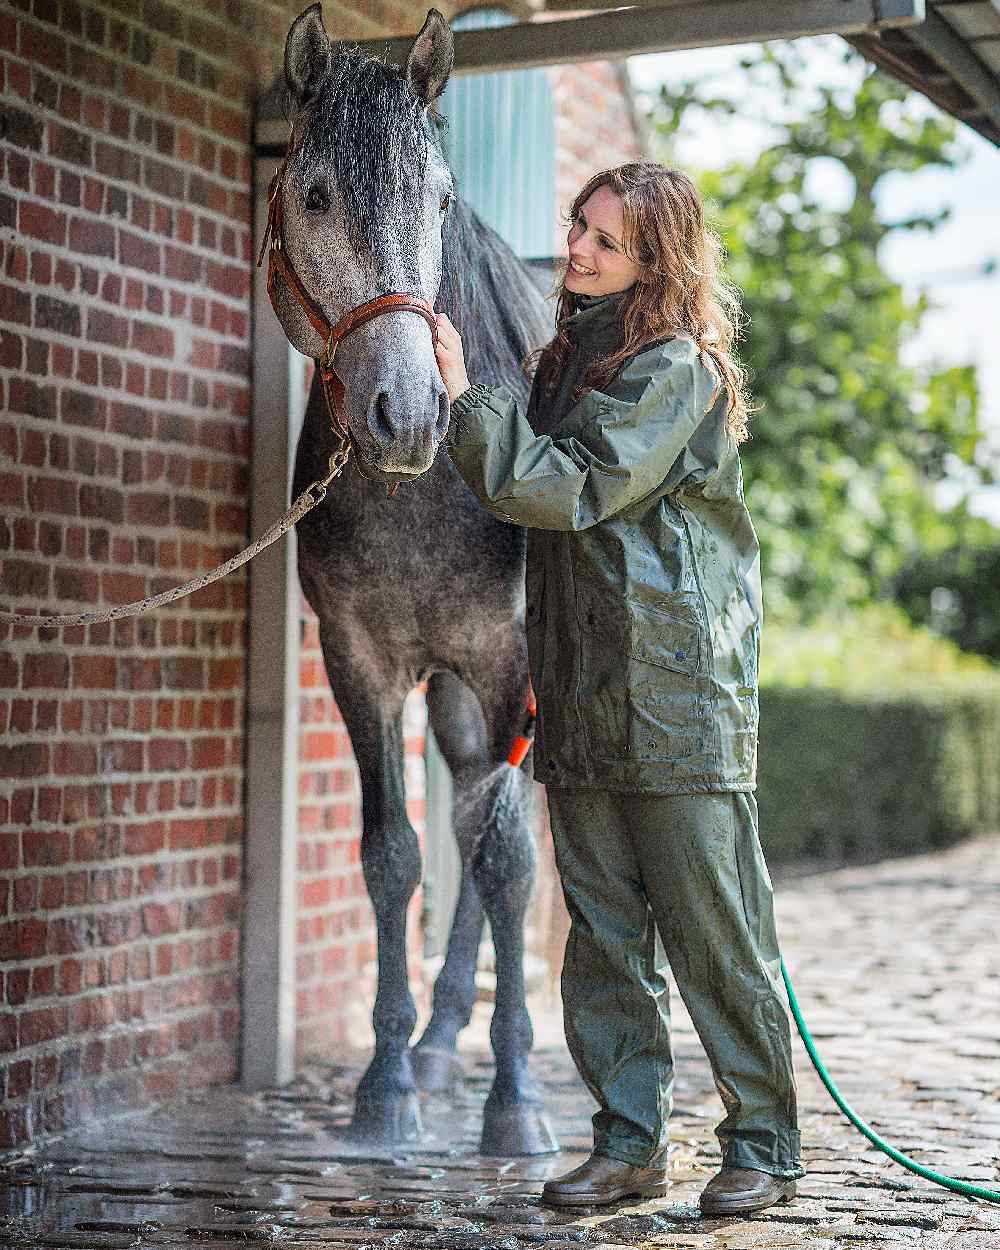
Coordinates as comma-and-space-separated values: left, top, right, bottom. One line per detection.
628, 600, 701, 674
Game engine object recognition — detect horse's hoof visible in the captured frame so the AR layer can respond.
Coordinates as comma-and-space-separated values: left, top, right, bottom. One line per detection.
412, 1045, 465, 1094
480, 1097, 560, 1156
349, 1091, 423, 1145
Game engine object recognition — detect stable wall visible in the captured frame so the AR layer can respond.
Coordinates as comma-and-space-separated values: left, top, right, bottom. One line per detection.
0, 0, 646, 1151
552, 59, 646, 252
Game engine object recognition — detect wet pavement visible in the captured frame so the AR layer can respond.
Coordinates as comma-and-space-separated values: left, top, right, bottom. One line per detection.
3, 833, 1000, 1249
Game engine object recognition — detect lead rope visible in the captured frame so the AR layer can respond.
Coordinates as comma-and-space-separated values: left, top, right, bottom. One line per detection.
0, 444, 350, 629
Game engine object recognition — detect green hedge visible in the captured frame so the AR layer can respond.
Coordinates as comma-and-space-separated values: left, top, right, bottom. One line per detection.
757, 684, 1000, 865
754, 605, 1000, 864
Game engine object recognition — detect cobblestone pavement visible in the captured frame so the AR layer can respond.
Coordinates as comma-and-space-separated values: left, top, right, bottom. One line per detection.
3, 834, 1000, 1249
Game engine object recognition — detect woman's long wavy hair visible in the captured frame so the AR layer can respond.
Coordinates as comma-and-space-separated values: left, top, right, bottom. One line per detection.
528, 163, 753, 444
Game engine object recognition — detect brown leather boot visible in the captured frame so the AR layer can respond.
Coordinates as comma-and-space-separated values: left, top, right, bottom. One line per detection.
541, 1153, 669, 1207
699, 1167, 797, 1216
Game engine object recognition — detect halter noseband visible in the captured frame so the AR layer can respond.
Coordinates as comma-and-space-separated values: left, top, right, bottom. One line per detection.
256, 128, 439, 450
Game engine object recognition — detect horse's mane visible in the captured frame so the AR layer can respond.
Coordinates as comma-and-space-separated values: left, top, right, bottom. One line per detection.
438, 200, 554, 405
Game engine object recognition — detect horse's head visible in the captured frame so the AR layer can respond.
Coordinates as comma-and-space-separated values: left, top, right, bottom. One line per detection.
272, 4, 455, 481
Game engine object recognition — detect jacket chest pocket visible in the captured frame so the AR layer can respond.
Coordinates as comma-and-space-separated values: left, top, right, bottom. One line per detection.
626, 598, 702, 674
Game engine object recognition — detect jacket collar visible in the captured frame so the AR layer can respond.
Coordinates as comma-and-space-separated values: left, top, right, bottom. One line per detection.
563, 286, 632, 337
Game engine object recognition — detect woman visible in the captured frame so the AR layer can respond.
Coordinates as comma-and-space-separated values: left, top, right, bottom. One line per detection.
434, 163, 805, 1216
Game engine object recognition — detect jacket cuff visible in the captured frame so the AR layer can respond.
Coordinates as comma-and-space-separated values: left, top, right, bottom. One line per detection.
450, 383, 496, 420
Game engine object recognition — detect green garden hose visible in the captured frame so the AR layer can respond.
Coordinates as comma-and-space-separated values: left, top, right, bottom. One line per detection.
781, 959, 1000, 1205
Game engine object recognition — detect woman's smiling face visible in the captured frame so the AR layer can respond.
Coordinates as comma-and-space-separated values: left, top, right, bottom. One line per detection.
565, 184, 643, 297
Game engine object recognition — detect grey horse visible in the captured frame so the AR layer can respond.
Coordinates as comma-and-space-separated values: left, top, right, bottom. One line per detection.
267, 3, 558, 1155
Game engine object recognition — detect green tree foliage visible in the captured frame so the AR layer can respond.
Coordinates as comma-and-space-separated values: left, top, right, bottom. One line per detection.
645, 43, 993, 621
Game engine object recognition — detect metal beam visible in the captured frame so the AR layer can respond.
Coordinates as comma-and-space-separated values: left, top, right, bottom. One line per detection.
906, 4, 1000, 124
343, 1, 925, 75
242, 154, 305, 1091
542, 0, 719, 12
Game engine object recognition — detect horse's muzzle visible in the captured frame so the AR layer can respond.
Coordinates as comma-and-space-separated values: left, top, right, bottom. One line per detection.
362, 386, 449, 478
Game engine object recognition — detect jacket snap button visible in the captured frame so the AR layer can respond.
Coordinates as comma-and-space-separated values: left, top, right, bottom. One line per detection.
675, 649, 686, 661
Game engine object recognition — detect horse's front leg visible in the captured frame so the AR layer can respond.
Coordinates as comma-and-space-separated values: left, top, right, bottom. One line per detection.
318, 635, 422, 1144
356, 760, 423, 1143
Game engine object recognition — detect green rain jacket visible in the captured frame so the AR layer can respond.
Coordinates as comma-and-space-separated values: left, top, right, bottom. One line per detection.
447, 287, 762, 795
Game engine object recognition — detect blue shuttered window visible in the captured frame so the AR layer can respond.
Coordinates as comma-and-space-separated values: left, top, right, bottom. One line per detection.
439, 8, 556, 260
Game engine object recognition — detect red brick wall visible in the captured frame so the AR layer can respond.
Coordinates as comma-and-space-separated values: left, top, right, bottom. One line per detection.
0, 0, 440, 1154
0, 0, 263, 1151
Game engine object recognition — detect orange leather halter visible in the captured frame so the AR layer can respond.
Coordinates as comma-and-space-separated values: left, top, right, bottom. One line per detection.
256, 130, 439, 447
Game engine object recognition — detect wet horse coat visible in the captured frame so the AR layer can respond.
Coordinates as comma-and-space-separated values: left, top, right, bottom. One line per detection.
269, 6, 556, 1151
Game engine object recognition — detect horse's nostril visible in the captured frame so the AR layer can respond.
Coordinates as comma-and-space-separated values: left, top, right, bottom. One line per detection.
366, 383, 450, 461
368, 391, 394, 448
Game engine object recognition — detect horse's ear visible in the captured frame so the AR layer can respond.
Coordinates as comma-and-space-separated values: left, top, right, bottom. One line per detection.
284, 3, 334, 109
404, 8, 454, 107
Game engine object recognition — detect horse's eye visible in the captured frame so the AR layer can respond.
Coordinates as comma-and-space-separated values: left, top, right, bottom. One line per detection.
305, 186, 329, 214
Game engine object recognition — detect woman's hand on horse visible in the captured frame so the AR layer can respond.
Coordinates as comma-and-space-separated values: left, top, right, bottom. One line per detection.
435, 312, 472, 405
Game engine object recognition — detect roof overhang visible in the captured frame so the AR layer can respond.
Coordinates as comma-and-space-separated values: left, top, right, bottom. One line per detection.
332, 0, 1000, 146
850, 1, 1000, 146
345, 0, 925, 74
